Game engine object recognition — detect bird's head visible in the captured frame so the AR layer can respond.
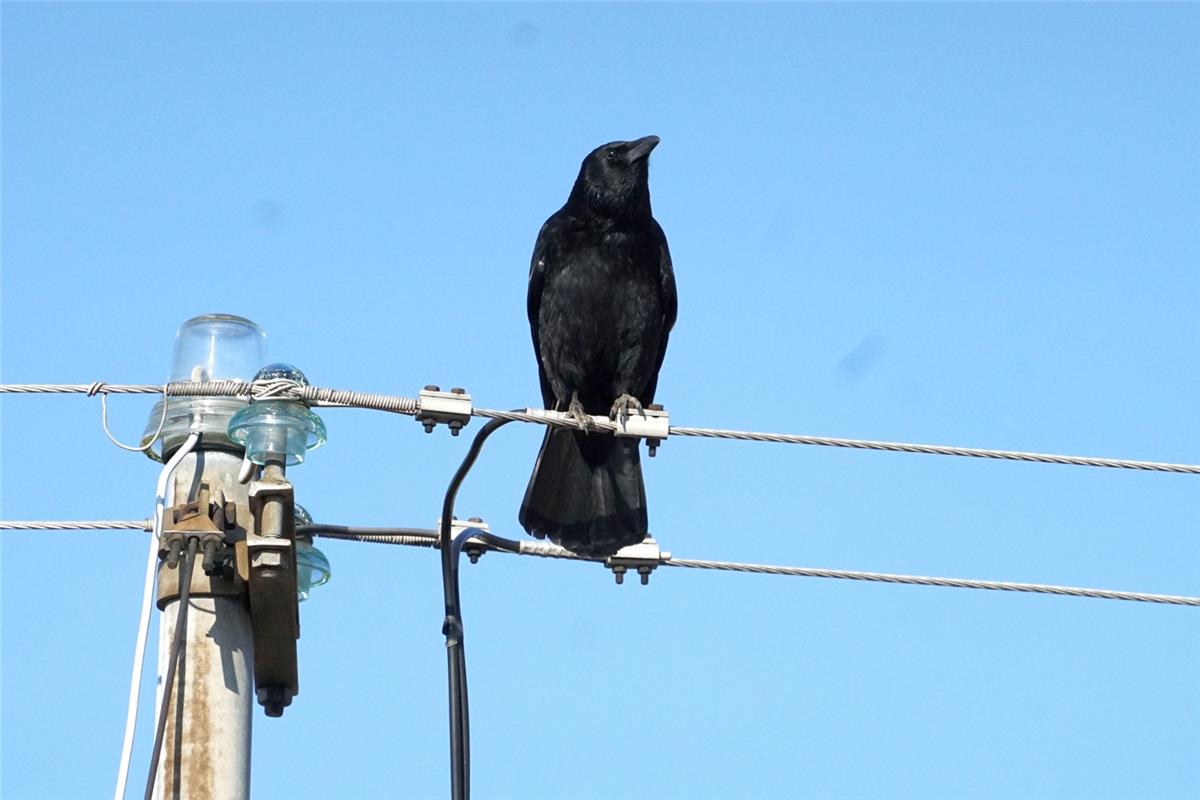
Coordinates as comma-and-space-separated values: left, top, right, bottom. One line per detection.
567, 135, 660, 220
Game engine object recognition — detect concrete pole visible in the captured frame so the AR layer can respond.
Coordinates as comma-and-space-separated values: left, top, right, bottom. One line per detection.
155, 450, 253, 800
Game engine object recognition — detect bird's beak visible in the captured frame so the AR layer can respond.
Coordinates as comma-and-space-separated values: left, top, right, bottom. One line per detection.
622, 135, 660, 163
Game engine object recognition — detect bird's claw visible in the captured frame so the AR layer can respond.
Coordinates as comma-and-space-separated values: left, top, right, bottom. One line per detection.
609, 393, 645, 427
568, 394, 591, 432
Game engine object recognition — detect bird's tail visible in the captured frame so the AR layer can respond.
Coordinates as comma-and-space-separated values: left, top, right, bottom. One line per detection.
519, 428, 648, 558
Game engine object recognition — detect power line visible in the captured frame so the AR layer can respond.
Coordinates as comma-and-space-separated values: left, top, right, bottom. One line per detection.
9, 519, 1200, 607
4, 381, 1200, 475
0, 383, 165, 395
306, 526, 1198, 608
662, 559, 1200, 607
0, 381, 419, 413
661, 428, 1200, 474
0, 520, 150, 531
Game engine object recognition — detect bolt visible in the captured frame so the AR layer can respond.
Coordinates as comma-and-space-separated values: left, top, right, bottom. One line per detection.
422, 419, 436, 433
166, 537, 184, 568
612, 565, 627, 585
451, 387, 466, 395
638, 565, 653, 586
468, 517, 483, 523
258, 685, 292, 718
202, 538, 222, 575
424, 385, 440, 392
648, 439, 660, 457
449, 420, 463, 436
467, 550, 482, 564
648, 403, 663, 411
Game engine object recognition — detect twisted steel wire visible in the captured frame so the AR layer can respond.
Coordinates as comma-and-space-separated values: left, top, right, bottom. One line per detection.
298, 526, 1200, 608
0, 383, 163, 395
664, 558, 1200, 606
664, 427, 1200, 474
6, 519, 1195, 606
0, 381, 421, 414
0, 520, 151, 531
4, 382, 1200, 474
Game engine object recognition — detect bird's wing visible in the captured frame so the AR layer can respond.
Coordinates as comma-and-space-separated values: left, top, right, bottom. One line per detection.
644, 219, 677, 404
528, 220, 558, 409
655, 219, 678, 335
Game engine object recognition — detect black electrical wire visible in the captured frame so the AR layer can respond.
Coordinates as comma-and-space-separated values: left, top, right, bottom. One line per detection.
297, 525, 524, 555
439, 417, 513, 800
143, 536, 199, 800
297, 524, 440, 539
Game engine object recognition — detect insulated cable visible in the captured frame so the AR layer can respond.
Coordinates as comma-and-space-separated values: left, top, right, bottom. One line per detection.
143, 536, 199, 800
113, 430, 199, 800
438, 417, 514, 800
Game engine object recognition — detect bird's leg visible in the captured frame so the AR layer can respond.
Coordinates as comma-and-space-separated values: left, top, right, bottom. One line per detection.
609, 393, 645, 426
567, 392, 591, 432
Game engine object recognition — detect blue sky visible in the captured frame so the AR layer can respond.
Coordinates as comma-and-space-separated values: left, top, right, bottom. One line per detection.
3, 3, 1199, 798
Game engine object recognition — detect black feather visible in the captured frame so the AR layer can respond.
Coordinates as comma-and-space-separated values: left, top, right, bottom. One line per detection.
520, 136, 677, 557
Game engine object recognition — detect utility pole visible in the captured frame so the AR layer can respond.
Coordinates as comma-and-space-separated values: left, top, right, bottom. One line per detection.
144, 316, 322, 799
154, 449, 253, 800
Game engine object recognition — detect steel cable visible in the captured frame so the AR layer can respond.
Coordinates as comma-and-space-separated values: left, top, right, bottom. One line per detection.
663, 558, 1200, 606
5, 382, 1200, 474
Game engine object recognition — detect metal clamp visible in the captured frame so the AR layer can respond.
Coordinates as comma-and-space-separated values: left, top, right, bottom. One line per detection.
438, 516, 491, 563
524, 404, 669, 456
246, 469, 299, 717
418, 386, 473, 436
613, 404, 669, 456
606, 536, 670, 585
157, 484, 242, 608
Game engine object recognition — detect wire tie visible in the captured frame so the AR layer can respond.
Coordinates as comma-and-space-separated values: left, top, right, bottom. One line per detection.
100, 384, 170, 453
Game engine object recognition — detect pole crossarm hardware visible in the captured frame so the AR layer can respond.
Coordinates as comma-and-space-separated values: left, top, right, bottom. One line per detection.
245, 463, 302, 718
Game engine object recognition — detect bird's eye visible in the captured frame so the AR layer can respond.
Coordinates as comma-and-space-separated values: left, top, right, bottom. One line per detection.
605, 149, 619, 162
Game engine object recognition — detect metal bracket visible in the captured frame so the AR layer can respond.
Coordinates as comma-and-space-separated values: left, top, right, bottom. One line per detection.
524, 404, 669, 456
605, 536, 670, 585
246, 471, 300, 717
157, 484, 242, 608
613, 404, 669, 457
438, 517, 491, 563
418, 385, 472, 436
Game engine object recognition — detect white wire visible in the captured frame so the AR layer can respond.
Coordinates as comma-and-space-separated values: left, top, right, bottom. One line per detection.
112, 430, 199, 800
97, 383, 170, 453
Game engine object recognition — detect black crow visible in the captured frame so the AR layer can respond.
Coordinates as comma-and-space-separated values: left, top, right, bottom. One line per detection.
519, 136, 677, 557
